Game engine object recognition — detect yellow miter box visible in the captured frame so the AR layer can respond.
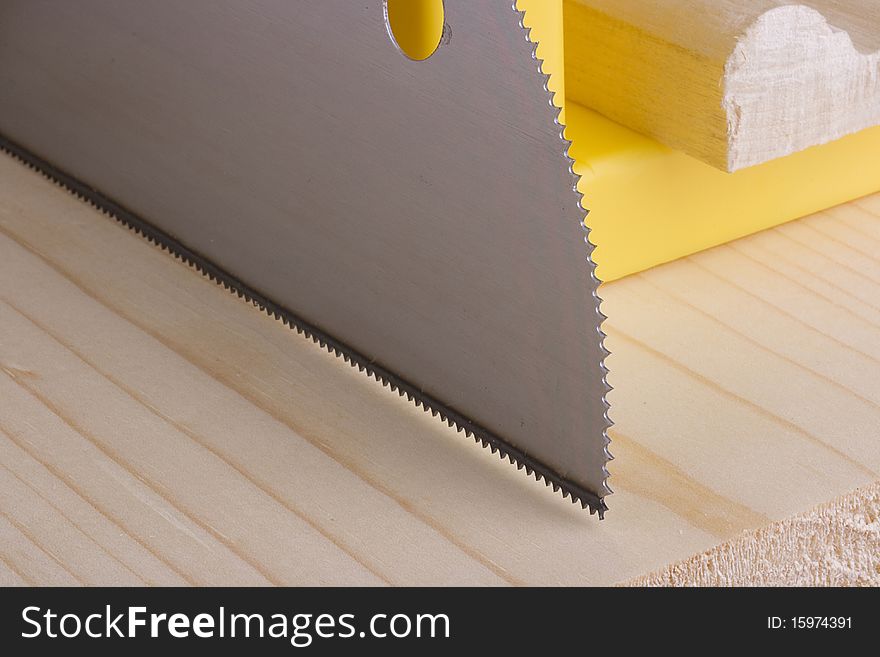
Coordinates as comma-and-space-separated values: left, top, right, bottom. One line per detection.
519, 0, 880, 282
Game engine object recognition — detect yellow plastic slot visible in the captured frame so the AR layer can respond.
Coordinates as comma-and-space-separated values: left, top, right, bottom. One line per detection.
519, 0, 880, 281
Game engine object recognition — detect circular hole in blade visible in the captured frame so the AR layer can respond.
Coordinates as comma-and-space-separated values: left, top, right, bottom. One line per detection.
384, 0, 445, 61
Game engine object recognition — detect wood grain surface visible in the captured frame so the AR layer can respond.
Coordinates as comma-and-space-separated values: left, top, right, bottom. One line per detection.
630, 481, 880, 586
0, 151, 878, 585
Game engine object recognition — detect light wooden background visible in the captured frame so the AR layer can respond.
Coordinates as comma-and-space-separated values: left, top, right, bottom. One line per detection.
0, 152, 878, 586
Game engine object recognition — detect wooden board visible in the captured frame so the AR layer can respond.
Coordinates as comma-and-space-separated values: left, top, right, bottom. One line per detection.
0, 150, 878, 585
630, 481, 880, 586
564, 0, 880, 171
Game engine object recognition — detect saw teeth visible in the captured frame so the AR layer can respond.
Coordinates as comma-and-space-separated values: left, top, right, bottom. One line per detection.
516, 2, 612, 514
0, 1, 611, 519
0, 131, 610, 518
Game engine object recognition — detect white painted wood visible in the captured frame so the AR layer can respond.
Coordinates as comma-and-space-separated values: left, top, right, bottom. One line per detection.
564, 0, 880, 170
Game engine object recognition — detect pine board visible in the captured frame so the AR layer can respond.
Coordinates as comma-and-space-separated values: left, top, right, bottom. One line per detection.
0, 151, 878, 585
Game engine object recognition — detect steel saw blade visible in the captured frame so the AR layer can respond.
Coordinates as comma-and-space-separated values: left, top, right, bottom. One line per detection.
0, 0, 611, 514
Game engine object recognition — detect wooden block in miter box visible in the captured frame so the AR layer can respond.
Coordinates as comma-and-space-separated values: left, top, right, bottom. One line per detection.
520, 0, 880, 281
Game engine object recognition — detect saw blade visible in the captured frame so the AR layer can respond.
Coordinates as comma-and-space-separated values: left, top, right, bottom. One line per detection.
0, 0, 611, 514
